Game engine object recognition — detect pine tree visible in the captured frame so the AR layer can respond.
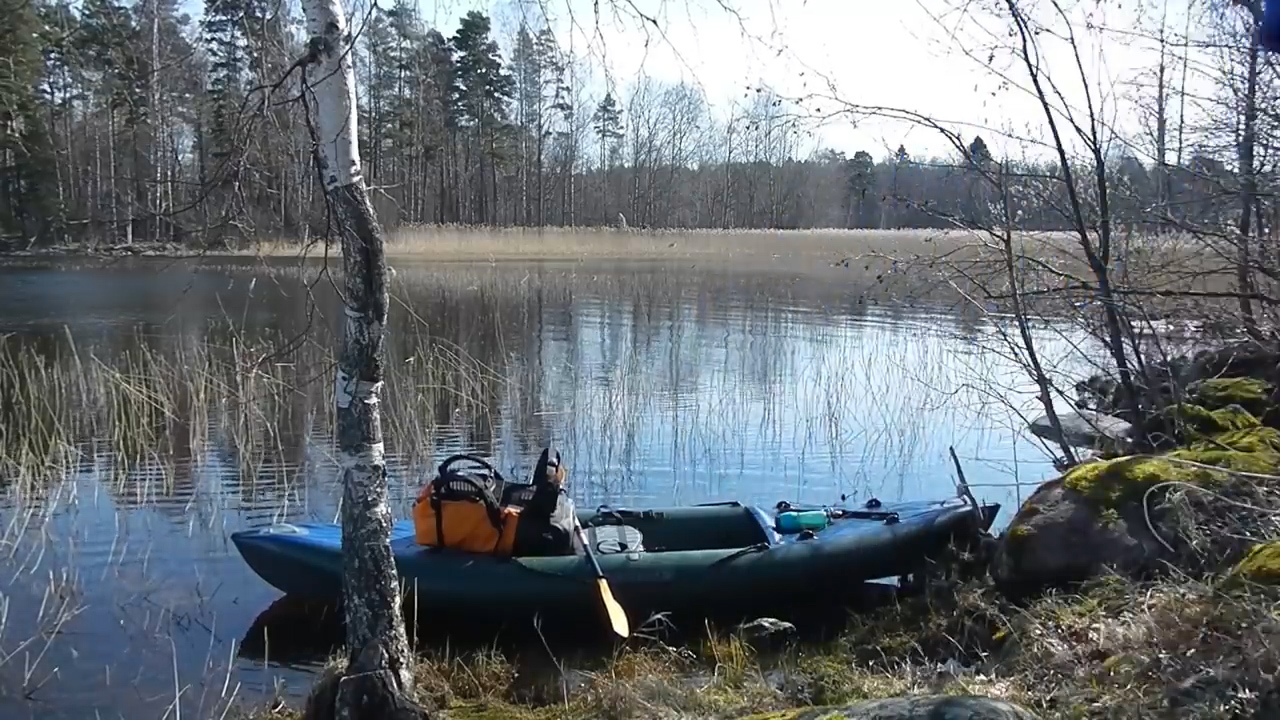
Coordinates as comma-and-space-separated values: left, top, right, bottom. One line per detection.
203, 0, 247, 178
593, 92, 623, 222
451, 11, 513, 223
512, 24, 539, 224
424, 28, 457, 222
0, 0, 55, 242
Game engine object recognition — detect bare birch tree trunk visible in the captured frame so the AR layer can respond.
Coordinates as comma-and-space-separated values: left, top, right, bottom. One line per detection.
296, 0, 426, 718
1236, 34, 1261, 338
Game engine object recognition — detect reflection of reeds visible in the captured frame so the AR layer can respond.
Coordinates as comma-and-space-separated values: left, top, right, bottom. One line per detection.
0, 325, 514, 498
0, 565, 86, 700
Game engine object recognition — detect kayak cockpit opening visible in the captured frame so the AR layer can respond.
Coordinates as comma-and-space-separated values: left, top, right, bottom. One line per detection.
574, 503, 781, 555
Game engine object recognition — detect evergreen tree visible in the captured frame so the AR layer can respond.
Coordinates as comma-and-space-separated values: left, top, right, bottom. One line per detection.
593, 92, 623, 222
967, 136, 991, 168
451, 11, 513, 223
424, 28, 457, 222
203, 0, 248, 175
0, 0, 55, 241
846, 150, 875, 228
512, 24, 539, 224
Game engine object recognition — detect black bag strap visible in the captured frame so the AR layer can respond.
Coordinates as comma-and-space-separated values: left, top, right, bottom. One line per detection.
432, 493, 445, 546
431, 471, 505, 532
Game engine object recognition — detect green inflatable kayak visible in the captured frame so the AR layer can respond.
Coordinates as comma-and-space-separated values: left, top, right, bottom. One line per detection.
232, 494, 999, 619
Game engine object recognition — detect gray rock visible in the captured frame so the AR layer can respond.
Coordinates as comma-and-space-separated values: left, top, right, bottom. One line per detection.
737, 617, 796, 651
737, 617, 796, 637
1028, 408, 1132, 449
779, 695, 1039, 719
990, 476, 1167, 599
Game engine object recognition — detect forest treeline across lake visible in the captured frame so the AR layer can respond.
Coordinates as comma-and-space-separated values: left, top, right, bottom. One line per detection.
1, 0, 1269, 248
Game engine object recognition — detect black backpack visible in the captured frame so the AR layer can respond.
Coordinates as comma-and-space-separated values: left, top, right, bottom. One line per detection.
511, 448, 577, 557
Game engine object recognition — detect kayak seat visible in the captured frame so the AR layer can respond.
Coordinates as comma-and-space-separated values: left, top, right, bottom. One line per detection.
583, 523, 645, 554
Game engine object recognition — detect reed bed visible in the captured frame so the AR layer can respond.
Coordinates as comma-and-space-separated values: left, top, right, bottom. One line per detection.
0, 325, 506, 500
245, 223, 1226, 272
0, 264, 1089, 511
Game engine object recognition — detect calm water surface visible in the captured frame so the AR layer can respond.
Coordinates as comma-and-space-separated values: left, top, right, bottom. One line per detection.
0, 256, 1096, 719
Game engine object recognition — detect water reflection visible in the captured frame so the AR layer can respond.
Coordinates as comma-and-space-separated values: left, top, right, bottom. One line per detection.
0, 257, 1096, 719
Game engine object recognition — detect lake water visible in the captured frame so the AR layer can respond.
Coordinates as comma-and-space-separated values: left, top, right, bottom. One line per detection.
0, 255, 1097, 719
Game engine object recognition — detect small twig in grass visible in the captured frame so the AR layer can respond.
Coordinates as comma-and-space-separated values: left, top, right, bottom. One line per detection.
1141, 478, 1280, 555
530, 614, 569, 707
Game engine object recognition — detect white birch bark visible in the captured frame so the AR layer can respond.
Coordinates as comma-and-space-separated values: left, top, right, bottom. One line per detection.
297, 0, 423, 717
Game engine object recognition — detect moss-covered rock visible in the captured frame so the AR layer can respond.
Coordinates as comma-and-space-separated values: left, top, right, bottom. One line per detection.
1190, 426, 1280, 455
1229, 541, 1280, 585
995, 416, 1280, 599
1061, 456, 1209, 508
1057, 438, 1280, 510
1152, 403, 1260, 443
991, 474, 1169, 599
1189, 377, 1275, 417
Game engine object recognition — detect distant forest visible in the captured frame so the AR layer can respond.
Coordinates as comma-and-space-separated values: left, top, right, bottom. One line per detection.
0, 0, 1264, 247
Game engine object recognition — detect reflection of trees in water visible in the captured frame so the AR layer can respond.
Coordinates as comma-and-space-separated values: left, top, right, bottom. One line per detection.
0, 260, 1041, 531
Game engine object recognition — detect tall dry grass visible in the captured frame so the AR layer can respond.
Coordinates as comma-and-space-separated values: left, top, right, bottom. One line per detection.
241, 225, 1247, 332
253, 225, 959, 264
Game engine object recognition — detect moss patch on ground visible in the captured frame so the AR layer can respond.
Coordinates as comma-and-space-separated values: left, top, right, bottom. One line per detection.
1231, 541, 1280, 585
1155, 402, 1261, 441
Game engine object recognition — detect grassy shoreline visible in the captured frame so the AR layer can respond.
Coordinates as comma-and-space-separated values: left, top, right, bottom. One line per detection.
238, 366, 1280, 720
0, 224, 1188, 268
242, 547, 1279, 719
0, 225, 1243, 326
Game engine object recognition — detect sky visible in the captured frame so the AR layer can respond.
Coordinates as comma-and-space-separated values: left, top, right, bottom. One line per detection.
393, 0, 1232, 163
192, 0, 1243, 165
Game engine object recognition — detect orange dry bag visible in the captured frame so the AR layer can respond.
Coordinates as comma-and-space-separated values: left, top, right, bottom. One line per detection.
412, 450, 576, 557
412, 454, 520, 555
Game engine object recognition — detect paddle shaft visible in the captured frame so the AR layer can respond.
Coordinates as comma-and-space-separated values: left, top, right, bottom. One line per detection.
572, 519, 608, 578
572, 517, 630, 638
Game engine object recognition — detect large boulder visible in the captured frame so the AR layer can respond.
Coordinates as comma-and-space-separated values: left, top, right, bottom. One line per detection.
1188, 377, 1278, 425
741, 696, 1039, 719
1027, 408, 1132, 450
993, 423, 1280, 598
990, 472, 1167, 599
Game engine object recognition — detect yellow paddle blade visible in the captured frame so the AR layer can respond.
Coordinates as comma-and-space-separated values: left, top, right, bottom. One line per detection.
596, 577, 630, 638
